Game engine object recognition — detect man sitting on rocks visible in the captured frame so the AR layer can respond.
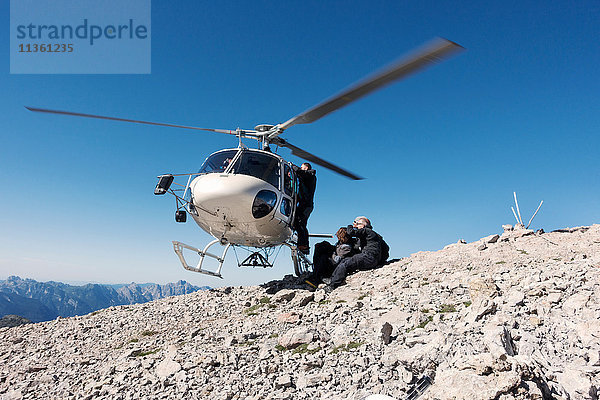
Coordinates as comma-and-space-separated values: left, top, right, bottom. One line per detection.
307, 227, 360, 287
327, 216, 389, 291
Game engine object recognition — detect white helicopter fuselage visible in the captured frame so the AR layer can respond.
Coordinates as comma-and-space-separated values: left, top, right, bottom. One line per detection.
190, 174, 292, 246
186, 148, 297, 248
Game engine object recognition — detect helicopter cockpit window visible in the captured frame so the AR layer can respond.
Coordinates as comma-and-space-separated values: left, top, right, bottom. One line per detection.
198, 150, 238, 174
283, 164, 293, 196
231, 152, 280, 189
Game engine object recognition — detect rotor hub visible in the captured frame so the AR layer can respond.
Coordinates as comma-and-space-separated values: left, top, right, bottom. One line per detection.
254, 124, 274, 132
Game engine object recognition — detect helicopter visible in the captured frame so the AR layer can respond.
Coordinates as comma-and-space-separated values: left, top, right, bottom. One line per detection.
26, 38, 463, 279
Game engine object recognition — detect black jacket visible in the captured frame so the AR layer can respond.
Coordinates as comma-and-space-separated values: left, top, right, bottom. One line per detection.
347, 226, 389, 264
294, 166, 317, 208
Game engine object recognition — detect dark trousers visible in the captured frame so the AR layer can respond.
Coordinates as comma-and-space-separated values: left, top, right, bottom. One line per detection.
330, 252, 378, 288
294, 205, 313, 248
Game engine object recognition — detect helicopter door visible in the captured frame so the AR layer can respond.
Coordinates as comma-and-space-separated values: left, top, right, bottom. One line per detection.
277, 163, 295, 223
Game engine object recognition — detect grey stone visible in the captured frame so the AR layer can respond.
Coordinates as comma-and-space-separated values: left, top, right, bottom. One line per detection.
588, 349, 600, 366
546, 292, 562, 304
313, 289, 326, 303
381, 322, 393, 345
555, 369, 594, 400
487, 234, 500, 244
278, 328, 319, 349
272, 290, 296, 303
522, 381, 544, 399
295, 373, 322, 389
482, 324, 515, 358
156, 360, 182, 378
468, 277, 499, 302
291, 291, 314, 307
505, 291, 525, 307
275, 375, 293, 388
466, 299, 497, 323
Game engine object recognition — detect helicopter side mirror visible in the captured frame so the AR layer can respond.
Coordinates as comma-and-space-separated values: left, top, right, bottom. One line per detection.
155, 174, 174, 195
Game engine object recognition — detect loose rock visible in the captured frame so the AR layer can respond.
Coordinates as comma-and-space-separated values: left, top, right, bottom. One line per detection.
1, 225, 599, 400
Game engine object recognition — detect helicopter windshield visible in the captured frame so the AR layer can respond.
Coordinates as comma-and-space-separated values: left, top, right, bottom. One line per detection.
199, 150, 238, 174
231, 151, 280, 189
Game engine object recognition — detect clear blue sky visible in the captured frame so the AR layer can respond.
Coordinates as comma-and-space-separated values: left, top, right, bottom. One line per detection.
1, 1, 598, 287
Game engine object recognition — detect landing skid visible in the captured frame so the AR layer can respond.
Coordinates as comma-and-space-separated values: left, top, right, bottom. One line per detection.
286, 243, 313, 277
173, 239, 315, 278
286, 232, 333, 277
172, 239, 230, 278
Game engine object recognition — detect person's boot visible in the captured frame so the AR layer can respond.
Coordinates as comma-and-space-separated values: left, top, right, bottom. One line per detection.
297, 245, 310, 255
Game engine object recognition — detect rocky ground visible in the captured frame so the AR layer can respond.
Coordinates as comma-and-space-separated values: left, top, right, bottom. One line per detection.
1, 225, 599, 400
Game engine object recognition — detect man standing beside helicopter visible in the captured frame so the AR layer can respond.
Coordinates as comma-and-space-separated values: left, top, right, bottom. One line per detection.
293, 162, 317, 254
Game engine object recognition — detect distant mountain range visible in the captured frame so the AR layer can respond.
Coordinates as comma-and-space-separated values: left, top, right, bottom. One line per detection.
0, 276, 210, 323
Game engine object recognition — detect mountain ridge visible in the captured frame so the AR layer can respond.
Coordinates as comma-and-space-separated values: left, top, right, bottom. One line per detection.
0, 276, 210, 323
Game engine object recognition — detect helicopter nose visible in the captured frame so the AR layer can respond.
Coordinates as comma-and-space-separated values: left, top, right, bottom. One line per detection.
191, 174, 274, 218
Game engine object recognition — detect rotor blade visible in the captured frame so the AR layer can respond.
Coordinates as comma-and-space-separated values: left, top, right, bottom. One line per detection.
277, 38, 464, 132
25, 106, 250, 135
276, 138, 362, 180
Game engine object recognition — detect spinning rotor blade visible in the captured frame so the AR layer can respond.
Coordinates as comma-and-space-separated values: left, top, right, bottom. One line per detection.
25, 107, 250, 136
275, 138, 362, 180
276, 38, 464, 133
